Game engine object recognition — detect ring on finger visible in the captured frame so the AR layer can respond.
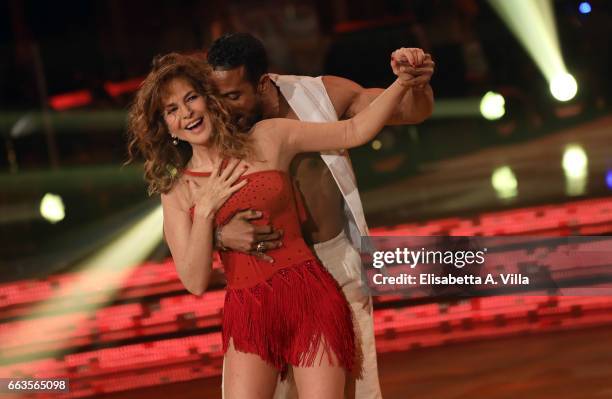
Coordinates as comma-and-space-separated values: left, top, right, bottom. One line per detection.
256, 242, 266, 253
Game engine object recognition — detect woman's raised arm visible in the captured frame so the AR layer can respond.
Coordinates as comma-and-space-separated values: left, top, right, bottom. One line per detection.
263, 78, 409, 157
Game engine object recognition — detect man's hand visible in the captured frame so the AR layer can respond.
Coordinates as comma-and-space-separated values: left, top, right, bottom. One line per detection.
217, 209, 283, 262
390, 48, 435, 89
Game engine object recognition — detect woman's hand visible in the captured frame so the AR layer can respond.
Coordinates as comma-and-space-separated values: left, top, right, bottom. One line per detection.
192, 158, 249, 219
390, 48, 434, 89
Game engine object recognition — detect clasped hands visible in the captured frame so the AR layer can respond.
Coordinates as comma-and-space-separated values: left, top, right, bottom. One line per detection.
390, 47, 435, 89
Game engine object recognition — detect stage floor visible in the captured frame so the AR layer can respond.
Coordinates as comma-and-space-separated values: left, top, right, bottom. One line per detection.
94, 326, 612, 399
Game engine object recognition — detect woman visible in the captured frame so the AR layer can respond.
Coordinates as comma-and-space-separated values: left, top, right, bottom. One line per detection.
127, 53, 410, 399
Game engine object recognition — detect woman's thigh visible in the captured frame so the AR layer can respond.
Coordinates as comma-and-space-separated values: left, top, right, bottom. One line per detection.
223, 339, 279, 399
292, 341, 347, 399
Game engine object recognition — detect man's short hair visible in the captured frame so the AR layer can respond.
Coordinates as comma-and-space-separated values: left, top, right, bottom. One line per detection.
207, 33, 269, 86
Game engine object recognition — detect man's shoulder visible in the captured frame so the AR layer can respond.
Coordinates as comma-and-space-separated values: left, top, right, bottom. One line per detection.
273, 73, 353, 93
272, 73, 359, 89
320, 75, 363, 119
272, 74, 361, 119
271, 73, 323, 87
320, 75, 362, 89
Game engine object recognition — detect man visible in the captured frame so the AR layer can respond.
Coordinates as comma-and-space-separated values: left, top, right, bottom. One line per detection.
207, 33, 434, 399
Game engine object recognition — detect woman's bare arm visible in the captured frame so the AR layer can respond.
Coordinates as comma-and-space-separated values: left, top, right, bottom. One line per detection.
161, 159, 248, 295
161, 192, 216, 296
260, 78, 409, 158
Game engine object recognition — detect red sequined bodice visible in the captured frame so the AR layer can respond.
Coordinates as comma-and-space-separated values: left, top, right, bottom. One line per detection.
186, 169, 316, 289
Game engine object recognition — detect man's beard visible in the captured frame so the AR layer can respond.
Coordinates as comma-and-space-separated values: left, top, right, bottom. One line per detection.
235, 104, 264, 132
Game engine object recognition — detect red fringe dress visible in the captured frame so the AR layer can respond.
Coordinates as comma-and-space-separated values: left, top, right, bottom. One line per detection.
186, 169, 356, 378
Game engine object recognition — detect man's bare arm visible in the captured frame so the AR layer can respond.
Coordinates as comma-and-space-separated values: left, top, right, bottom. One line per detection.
323, 75, 433, 124
323, 49, 435, 124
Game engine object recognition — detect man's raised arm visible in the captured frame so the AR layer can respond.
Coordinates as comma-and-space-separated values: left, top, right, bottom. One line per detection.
323, 47, 435, 125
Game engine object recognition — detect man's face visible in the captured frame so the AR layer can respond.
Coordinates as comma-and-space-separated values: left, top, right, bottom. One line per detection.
211, 66, 263, 131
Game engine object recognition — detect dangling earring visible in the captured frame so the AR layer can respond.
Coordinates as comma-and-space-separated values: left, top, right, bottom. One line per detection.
171, 135, 178, 146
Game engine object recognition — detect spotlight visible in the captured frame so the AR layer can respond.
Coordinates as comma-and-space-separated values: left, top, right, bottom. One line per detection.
562, 144, 588, 178
480, 91, 506, 120
40, 193, 65, 223
579, 2, 592, 14
605, 170, 612, 190
550, 73, 578, 102
1, 204, 163, 369
562, 144, 588, 196
488, 0, 578, 102
371, 139, 382, 150
491, 166, 518, 199
76, 205, 163, 269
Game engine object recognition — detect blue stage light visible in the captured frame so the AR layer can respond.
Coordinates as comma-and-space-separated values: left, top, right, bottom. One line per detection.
579, 2, 592, 14
606, 170, 612, 189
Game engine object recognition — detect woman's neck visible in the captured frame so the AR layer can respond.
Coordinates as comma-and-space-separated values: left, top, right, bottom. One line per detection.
188, 144, 218, 170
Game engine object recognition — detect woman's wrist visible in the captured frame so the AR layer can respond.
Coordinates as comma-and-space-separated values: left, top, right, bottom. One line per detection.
395, 77, 413, 89
194, 206, 217, 220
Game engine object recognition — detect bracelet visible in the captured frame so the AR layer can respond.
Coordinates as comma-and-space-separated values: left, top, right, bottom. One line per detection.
214, 226, 228, 251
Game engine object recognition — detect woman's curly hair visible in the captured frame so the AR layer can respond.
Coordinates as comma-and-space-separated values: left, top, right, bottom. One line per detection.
126, 52, 251, 195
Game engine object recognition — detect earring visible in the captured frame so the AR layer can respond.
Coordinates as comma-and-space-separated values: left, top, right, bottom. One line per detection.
171, 135, 178, 146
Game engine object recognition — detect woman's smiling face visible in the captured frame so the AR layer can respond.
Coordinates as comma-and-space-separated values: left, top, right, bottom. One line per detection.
162, 77, 213, 146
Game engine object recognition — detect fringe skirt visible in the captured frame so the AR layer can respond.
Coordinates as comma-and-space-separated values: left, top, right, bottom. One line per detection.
222, 259, 357, 379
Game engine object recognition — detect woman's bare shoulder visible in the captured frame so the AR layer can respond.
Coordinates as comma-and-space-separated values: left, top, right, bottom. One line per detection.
251, 118, 296, 141
253, 118, 298, 132
161, 175, 191, 211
